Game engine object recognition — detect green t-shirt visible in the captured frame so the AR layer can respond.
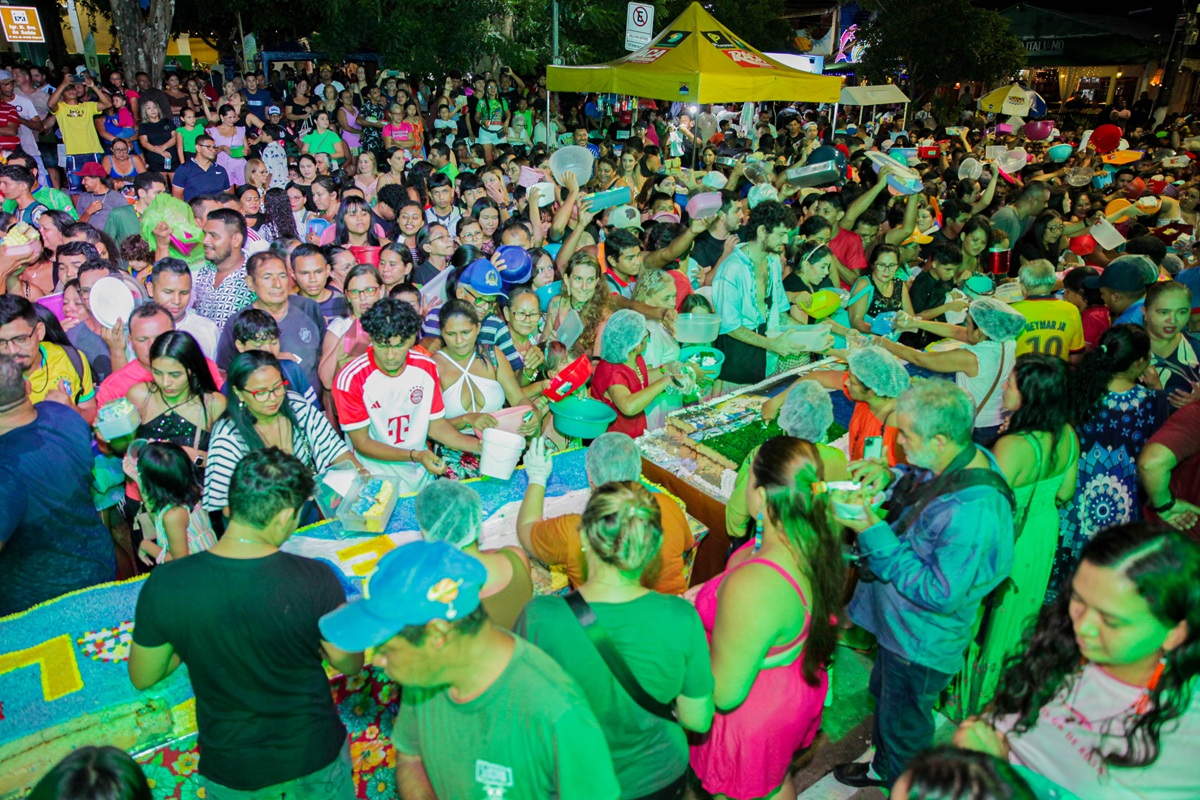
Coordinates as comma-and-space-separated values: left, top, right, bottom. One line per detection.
178, 124, 205, 154
436, 162, 459, 182
391, 636, 620, 800
302, 129, 342, 158
104, 204, 141, 247
515, 593, 714, 798
2, 186, 79, 219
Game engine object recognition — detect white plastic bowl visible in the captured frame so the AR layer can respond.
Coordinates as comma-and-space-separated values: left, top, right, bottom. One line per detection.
673, 313, 721, 344
549, 146, 594, 185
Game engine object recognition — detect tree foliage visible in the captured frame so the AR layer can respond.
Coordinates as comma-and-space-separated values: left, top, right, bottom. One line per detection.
857, 0, 1026, 103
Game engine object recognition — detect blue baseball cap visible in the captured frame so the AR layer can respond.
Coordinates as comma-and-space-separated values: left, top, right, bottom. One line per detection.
319, 541, 487, 651
460, 259, 508, 298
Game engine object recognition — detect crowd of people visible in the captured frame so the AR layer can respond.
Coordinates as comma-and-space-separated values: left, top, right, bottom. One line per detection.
2, 59, 1199, 800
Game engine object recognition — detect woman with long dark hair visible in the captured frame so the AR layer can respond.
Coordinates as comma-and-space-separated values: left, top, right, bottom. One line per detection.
688, 437, 844, 800
319, 264, 385, 391
1054, 325, 1170, 601
133, 441, 215, 564
1016, 210, 1065, 268
128, 331, 225, 463
431, 299, 540, 478
957, 216, 994, 281
333, 195, 386, 248
946, 354, 1080, 718
28, 746, 152, 800
259, 187, 299, 241
956, 523, 1200, 800
1062, 266, 1109, 349
203, 351, 358, 515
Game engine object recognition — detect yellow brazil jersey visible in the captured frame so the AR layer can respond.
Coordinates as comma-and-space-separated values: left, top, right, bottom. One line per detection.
1011, 297, 1085, 360
26, 342, 95, 405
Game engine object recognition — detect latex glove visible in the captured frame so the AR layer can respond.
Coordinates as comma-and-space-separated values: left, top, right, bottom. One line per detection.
524, 436, 553, 486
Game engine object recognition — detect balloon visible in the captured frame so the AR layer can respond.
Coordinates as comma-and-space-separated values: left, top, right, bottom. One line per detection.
1091, 124, 1122, 154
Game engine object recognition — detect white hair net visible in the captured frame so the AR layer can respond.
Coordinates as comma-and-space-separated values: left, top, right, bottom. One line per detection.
778, 380, 834, 443
969, 296, 1026, 342
415, 479, 482, 548
848, 345, 911, 398
584, 432, 643, 485
600, 309, 649, 363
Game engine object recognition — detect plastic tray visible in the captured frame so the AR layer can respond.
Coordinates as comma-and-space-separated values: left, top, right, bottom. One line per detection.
336, 474, 403, 534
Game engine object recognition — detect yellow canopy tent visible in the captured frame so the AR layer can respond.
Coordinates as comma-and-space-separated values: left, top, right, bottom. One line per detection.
546, 2, 841, 104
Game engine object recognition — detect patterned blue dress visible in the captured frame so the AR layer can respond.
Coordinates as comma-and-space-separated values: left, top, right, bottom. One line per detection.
1050, 385, 1169, 602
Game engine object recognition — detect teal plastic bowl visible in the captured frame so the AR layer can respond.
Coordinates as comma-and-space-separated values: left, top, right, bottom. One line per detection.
550, 395, 617, 439
536, 280, 562, 312
679, 345, 725, 375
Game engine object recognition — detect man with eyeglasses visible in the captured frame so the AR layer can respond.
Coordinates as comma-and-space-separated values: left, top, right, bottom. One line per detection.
171, 134, 230, 201
216, 252, 326, 394
0, 295, 96, 421
333, 298, 483, 493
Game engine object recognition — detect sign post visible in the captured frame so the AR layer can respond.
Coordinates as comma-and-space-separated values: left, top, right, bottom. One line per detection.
0, 6, 45, 43
625, 2, 655, 52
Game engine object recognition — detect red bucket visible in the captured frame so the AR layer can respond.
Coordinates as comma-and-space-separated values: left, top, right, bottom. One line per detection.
349, 245, 382, 267
985, 248, 1011, 276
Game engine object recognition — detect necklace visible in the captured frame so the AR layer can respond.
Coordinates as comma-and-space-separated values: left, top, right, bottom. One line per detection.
231, 537, 266, 545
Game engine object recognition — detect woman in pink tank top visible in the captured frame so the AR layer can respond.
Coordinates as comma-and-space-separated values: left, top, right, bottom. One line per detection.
689, 437, 844, 799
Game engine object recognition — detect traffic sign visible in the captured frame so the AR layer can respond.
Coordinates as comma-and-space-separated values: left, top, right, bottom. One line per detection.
0, 6, 44, 43
625, 2, 655, 52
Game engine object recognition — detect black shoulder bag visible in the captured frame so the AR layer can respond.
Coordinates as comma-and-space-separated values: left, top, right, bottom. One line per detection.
564, 592, 675, 720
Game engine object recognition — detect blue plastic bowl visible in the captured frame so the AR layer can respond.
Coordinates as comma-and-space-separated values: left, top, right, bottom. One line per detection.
550, 395, 617, 439
536, 280, 563, 312
1047, 143, 1073, 163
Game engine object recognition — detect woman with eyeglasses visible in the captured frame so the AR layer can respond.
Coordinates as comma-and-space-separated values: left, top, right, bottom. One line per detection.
100, 137, 146, 193
204, 350, 362, 518
319, 264, 386, 391
1017, 211, 1067, 269
431, 299, 541, 479
502, 285, 546, 393
847, 244, 913, 335
128, 332, 226, 466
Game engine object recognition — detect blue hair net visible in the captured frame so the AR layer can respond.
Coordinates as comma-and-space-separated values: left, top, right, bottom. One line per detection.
415, 479, 482, 548
584, 432, 643, 485
778, 380, 834, 443
969, 297, 1026, 342
848, 345, 911, 398
600, 309, 648, 363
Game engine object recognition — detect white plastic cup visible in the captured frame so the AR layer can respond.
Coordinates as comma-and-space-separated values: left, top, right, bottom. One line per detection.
480, 428, 527, 480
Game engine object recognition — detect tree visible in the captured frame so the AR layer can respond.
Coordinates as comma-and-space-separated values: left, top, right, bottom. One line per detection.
101, 0, 175, 84
857, 0, 1026, 104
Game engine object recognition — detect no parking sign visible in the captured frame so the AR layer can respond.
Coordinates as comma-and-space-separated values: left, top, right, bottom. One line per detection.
625, 2, 655, 51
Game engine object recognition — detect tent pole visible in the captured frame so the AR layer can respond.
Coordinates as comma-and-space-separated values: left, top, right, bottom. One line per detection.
831, 102, 839, 135
901, 102, 907, 131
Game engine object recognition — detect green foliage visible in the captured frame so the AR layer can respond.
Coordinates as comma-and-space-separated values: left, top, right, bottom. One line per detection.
857, 0, 1026, 102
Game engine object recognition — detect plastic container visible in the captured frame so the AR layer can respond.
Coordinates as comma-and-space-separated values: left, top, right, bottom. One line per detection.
686, 192, 723, 220
549, 146, 594, 185
803, 289, 843, 320
673, 313, 721, 344
553, 309, 584, 350
550, 395, 617, 439
778, 323, 833, 350
337, 474, 403, 534
479, 428, 527, 480
496, 245, 533, 283
536, 280, 562, 312
679, 345, 725, 375
489, 405, 533, 435
530, 182, 558, 207
349, 245, 382, 266
1023, 120, 1054, 141
985, 248, 1011, 276
1066, 166, 1094, 187
958, 157, 983, 181
1047, 143, 1074, 163
95, 398, 141, 441
543, 354, 593, 401
587, 186, 634, 212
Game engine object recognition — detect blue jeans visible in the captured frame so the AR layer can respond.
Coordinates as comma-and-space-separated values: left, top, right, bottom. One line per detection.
972, 425, 1002, 446
63, 152, 103, 192
869, 646, 956, 784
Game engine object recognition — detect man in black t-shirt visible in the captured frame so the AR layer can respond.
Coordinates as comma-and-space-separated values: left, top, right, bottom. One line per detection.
129, 449, 362, 797
905, 242, 967, 349
690, 192, 742, 275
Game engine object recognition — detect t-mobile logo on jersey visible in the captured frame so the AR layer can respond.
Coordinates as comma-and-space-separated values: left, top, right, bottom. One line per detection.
387, 414, 411, 443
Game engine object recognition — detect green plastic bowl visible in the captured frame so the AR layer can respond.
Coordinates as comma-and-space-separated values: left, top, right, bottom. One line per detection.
679, 345, 725, 375
550, 395, 617, 439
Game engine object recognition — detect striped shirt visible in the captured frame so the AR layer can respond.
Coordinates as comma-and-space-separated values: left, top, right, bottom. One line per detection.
201, 394, 348, 511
